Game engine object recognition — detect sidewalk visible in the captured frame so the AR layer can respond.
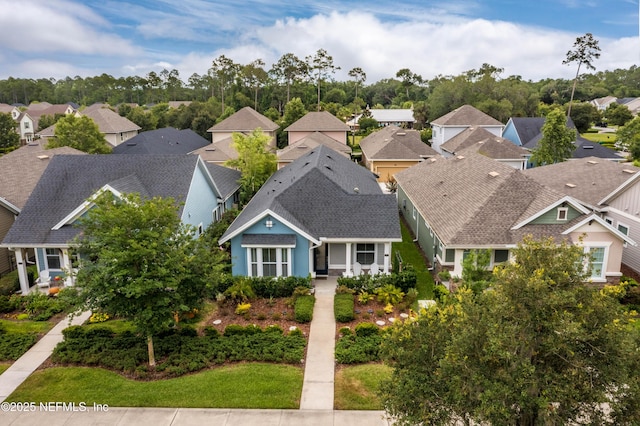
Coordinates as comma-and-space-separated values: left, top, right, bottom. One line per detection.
300, 276, 338, 410
0, 310, 91, 402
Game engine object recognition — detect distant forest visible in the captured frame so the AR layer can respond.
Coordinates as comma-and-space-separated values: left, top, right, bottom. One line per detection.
2, 59, 640, 126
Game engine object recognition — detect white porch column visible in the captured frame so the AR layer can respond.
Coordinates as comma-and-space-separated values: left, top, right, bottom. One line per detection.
344, 243, 352, 276
61, 249, 73, 286
383, 242, 391, 274
13, 248, 30, 294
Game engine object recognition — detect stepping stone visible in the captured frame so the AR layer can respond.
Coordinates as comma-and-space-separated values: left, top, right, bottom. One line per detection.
213, 319, 222, 325
388, 317, 396, 323
376, 320, 386, 326
400, 313, 409, 319
289, 326, 298, 331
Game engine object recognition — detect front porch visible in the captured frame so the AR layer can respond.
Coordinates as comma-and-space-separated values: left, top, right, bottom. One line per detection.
10, 247, 77, 295
313, 241, 393, 278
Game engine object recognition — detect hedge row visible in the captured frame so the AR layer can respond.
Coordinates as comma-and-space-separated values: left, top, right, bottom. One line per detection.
337, 269, 417, 294
209, 275, 312, 299
335, 322, 384, 364
0, 326, 37, 361
334, 293, 355, 323
294, 295, 315, 323
53, 324, 306, 377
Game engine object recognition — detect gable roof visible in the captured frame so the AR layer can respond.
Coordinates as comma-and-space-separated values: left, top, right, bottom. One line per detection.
208, 107, 278, 133
1, 155, 205, 247
430, 104, 503, 127
455, 135, 530, 160
441, 127, 499, 154
112, 127, 210, 154
82, 107, 141, 133
277, 132, 352, 162
204, 163, 241, 200
523, 157, 640, 208
284, 111, 350, 132
220, 145, 400, 244
0, 142, 85, 210
360, 125, 436, 160
395, 152, 572, 246
191, 137, 238, 163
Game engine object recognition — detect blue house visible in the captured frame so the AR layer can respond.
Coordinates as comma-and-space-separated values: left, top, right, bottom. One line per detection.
219, 145, 401, 278
1, 154, 240, 294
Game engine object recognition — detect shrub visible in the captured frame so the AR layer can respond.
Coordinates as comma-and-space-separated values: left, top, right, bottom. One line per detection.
405, 288, 419, 306
375, 284, 404, 306
335, 324, 383, 364
0, 266, 37, 296
395, 268, 417, 293
224, 324, 248, 336
224, 278, 256, 303
334, 293, 355, 323
357, 291, 374, 305
294, 295, 315, 323
235, 303, 251, 315
250, 276, 312, 298
433, 284, 449, 303
0, 332, 38, 361
355, 322, 380, 337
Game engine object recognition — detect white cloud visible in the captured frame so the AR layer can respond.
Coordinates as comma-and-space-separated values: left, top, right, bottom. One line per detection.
0, 0, 138, 56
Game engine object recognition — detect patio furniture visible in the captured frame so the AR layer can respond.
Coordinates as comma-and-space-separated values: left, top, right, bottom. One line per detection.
35, 270, 51, 291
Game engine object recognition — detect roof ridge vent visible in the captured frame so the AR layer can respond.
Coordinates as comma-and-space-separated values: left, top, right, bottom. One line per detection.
565, 183, 576, 188
488, 171, 500, 178
37, 155, 49, 160
623, 169, 636, 174
455, 155, 465, 160
587, 160, 598, 164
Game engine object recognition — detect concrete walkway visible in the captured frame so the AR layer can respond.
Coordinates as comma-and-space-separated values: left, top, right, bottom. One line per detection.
0, 279, 394, 425
300, 277, 338, 410
0, 310, 91, 402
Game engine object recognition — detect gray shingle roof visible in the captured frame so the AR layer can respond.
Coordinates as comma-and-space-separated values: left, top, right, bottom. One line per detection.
523, 156, 640, 207
208, 107, 278, 132
191, 137, 238, 163
2, 155, 202, 247
395, 152, 568, 246
360, 126, 436, 160
0, 143, 85, 209
431, 105, 503, 126
112, 127, 210, 154
82, 107, 141, 133
456, 135, 530, 160
284, 111, 350, 132
221, 145, 400, 243
277, 132, 351, 162
205, 163, 241, 200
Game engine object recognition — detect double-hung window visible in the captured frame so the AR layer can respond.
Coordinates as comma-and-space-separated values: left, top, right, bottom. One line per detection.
356, 243, 375, 265
249, 248, 290, 277
45, 248, 61, 270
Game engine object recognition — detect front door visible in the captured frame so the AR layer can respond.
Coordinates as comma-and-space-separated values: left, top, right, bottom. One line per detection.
314, 245, 328, 275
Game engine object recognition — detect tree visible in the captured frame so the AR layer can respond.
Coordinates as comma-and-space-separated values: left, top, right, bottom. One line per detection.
241, 59, 268, 110
530, 108, 576, 165
616, 116, 640, 156
396, 68, 423, 100
564, 33, 601, 119
75, 193, 209, 366
226, 129, 276, 204
0, 112, 19, 150
46, 114, 111, 154
306, 49, 340, 111
270, 53, 308, 104
278, 97, 307, 148
604, 102, 634, 126
348, 67, 367, 107
381, 236, 640, 426
567, 101, 599, 133
209, 55, 239, 114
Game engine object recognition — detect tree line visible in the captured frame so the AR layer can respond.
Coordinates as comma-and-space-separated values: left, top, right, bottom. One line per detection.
2, 49, 640, 125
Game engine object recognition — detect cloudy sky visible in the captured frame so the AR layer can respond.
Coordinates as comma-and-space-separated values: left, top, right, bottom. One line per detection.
1, 0, 638, 83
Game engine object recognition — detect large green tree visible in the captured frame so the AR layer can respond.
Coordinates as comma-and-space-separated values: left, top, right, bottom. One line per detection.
604, 102, 634, 126
226, 129, 276, 204
46, 114, 111, 153
75, 193, 209, 366
0, 112, 19, 150
616, 116, 640, 159
381, 236, 640, 426
306, 49, 340, 111
564, 33, 601, 119
530, 108, 576, 165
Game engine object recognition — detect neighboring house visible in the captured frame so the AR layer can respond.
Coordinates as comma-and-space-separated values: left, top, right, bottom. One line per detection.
284, 111, 351, 145
0, 143, 85, 276
442, 127, 530, 170
27, 103, 76, 130
1, 154, 239, 294
276, 131, 352, 169
0, 103, 20, 120
430, 105, 504, 154
347, 108, 415, 129
590, 96, 618, 112
207, 107, 279, 149
395, 152, 633, 282
618, 98, 640, 116
168, 101, 192, 109
502, 117, 623, 164
112, 127, 210, 155
219, 145, 401, 278
523, 157, 640, 275
191, 137, 239, 166
16, 112, 36, 143
359, 125, 437, 182
37, 106, 141, 147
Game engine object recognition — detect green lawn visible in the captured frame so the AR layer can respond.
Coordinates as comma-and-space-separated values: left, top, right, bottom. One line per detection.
83, 318, 136, 333
6, 364, 303, 408
393, 220, 434, 299
581, 132, 617, 144
0, 319, 54, 335
0, 363, 9, 375
334, 363, 392, 410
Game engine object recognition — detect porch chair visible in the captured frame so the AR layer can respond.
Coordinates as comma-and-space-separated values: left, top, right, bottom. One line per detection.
35, 270, 51, 291
369, 263, 379, 275
353, 262, 363, 276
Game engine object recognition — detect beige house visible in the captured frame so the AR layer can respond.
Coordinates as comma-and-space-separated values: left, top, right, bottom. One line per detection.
0, 142, 84, 275
277, 131, 352, 169
207, 107, 279, 149
284, 111, 350, 145
430, 105, 504, 155
359, 125, 436, 182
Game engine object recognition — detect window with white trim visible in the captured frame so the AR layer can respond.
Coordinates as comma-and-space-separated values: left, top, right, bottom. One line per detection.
356, 243, 375, 265
557, 207, 568, 221
618, 223, 629, 236
248, 247, 291, 277
587, 247, 605, 279
45, 248, 61, 269
494, 249, 509, 264
604, 217, 613, 225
